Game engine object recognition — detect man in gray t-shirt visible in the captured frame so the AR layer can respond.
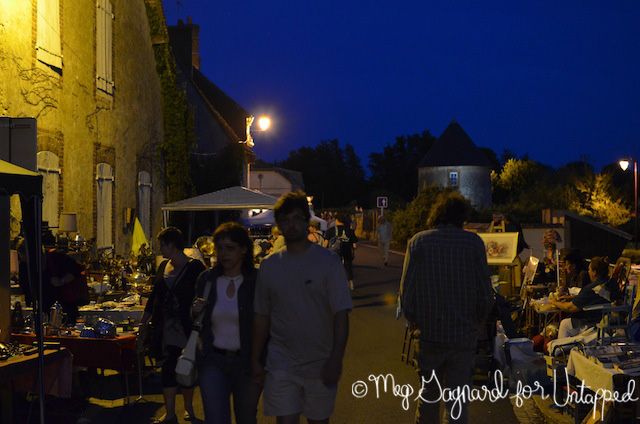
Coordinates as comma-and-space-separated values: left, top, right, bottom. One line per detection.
252, 192, 352, 424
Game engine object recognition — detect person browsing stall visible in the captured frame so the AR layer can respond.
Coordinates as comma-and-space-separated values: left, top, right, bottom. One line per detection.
550, 256, 611, 339
141, 227, 205, 424
191, 222, 262, 424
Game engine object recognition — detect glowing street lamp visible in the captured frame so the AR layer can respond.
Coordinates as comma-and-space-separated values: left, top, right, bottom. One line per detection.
257, 115, 271, 132
619, 158, 638, 248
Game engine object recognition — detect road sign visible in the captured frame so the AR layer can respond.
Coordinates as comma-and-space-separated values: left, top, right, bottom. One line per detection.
376, 196, 388, 209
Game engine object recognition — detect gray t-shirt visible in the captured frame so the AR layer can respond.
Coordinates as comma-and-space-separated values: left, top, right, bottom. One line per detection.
254, 243, 352, 378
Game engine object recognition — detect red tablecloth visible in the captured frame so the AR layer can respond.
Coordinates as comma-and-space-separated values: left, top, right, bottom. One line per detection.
11, 333, 137, 372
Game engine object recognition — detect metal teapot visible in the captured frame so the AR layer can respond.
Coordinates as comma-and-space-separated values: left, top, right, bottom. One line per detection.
49, 301, 65, 329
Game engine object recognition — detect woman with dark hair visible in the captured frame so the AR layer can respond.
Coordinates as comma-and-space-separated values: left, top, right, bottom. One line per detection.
141, 227, 206, 424
191, 222, 261, 424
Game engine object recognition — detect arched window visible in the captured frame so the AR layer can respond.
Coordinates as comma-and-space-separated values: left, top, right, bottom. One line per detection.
96, 163, 114, 248
137, 171, 152, 240
37, 151, 60, 230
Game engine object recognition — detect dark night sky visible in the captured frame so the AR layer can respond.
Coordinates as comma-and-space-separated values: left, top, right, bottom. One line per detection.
162, 0, 640, 171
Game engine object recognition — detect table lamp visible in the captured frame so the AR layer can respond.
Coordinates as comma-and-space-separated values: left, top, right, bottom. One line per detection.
58, 212, 78, 249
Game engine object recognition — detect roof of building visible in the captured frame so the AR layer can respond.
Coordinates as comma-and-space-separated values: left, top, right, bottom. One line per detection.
161, 186, 278, 211
252, 167, 305, 191
191, 68, 249, 143
418, 121, 492, 168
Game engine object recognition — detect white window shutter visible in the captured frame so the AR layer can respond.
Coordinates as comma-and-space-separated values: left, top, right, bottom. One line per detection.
37, 0, 62, 68
105, 0, 114, 93
96, 163, 114, 248
96, 0, 106, 91
137, 171, 152, 240
96, 0, 114, 94
37, 151, 61, 230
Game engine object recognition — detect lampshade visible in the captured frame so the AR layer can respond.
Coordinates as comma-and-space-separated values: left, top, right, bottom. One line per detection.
59, 212, 78, 233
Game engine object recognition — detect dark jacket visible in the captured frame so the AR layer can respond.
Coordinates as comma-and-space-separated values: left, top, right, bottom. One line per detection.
144, 259, 206, 337
193, 266, 258, 368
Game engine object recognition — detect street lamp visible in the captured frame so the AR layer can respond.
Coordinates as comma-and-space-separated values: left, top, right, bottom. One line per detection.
619, 158, 638, 248
240, 114, 271, 188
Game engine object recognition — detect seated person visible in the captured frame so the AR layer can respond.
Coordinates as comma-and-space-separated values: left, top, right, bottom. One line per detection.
563, 249, 590, 289
550, 256, 611, 339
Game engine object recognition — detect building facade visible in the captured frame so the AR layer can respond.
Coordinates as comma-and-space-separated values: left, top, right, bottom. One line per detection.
0, 0, 165, 252
249, 167, 305, 198
418, 121, 492, 209
168, 19, 254, 193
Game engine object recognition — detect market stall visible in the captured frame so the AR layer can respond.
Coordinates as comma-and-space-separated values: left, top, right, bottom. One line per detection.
161, 186, 279, 243
0, 159, 47, 423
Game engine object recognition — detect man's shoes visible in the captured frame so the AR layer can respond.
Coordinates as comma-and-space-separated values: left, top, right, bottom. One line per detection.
349, 280, 354, 290
184, 410, 195, 421
151, 415, 178, 424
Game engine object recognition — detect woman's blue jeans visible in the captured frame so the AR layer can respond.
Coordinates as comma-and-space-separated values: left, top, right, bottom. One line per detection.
198, 350, 261, 424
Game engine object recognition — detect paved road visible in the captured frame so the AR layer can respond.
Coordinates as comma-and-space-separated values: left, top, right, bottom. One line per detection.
50, 241, 524, 423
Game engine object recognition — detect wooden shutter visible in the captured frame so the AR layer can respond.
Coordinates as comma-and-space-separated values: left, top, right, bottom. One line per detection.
96, 163, 114, 248
96, 0, 114, 94
137, 171, 152, 240
36, 0, 62, 69
37, 151, 61, 230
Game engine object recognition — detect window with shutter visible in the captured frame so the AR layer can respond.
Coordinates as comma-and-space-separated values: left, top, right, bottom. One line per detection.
96, 0, 115, 94
37, 151, 61, 230
96, 163, 114, 248
36, 0, 63, 69
137, 171, 152, 240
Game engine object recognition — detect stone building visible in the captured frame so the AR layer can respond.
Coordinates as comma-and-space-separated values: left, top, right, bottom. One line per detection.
167, 18, 254, 192
418, 121, 492, 209
0, 0, 166, 253
249, 167, 305, 198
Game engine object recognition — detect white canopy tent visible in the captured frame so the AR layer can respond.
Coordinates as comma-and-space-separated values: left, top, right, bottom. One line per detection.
243, 208, 328, 231
161, 186, 279, 241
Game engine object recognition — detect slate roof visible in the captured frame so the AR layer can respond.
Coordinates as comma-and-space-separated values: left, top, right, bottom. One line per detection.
191, 68, 249, 143
418, 121, 492, 168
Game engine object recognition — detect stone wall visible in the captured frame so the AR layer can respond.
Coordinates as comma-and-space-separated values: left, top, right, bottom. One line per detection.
418, 165, 492, 209
0, 0, 165, 253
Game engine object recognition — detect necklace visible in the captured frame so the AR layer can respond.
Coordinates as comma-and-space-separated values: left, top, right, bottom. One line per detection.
226, 278, 236, 298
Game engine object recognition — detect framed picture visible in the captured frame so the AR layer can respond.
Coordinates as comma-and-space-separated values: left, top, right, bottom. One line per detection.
477, 232, 519, 265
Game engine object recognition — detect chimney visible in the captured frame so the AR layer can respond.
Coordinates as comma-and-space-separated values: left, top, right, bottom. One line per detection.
190, 19, 200, 70
167, 18, 201, 71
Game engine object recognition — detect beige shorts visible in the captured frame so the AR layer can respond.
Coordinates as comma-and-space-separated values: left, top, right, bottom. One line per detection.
263, 369, 338, 420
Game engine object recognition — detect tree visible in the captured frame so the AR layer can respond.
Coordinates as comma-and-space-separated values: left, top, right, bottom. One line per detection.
368, 131, 437, 202
390, 185, 450, 246
278, 139, 367, 208
568, 173, 632, 227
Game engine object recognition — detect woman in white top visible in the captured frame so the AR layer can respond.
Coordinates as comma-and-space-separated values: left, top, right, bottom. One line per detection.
191, 222, 260, 424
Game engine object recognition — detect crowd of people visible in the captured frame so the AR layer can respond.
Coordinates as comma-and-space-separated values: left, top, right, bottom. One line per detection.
143, 192, 353, 424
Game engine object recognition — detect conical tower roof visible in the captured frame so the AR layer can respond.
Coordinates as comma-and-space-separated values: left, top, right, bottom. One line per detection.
419, 121, 491, 167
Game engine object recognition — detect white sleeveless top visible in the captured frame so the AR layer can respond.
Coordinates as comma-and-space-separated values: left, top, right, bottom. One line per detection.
211, 275, 243, 351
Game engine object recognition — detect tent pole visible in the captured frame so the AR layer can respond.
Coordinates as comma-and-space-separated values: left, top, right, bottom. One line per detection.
35, 197, 45, 424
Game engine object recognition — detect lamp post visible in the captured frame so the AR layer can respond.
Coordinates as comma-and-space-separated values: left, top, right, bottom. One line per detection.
619, 158, 638, 248
240, 114, 271, 189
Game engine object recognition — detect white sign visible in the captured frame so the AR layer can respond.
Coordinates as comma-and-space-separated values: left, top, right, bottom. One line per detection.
377, 196, 388, 209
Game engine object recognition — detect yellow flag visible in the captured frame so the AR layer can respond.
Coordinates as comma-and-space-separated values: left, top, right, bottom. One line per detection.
131, 217, 148, 255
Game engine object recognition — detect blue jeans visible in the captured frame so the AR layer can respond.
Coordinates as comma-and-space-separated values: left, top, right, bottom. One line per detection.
415, 343, 475, 424
198, 350, 261, 424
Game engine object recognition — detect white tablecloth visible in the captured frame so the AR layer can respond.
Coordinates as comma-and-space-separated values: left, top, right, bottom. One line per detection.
567, 349, 621, 391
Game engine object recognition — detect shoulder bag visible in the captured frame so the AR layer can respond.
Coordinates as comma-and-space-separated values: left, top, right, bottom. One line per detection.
175, 277, 213, 387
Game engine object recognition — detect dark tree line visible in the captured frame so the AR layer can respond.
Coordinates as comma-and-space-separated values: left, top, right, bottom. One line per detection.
266, 131, 636, 229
